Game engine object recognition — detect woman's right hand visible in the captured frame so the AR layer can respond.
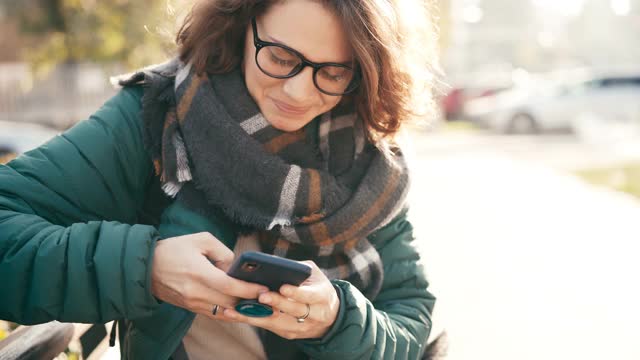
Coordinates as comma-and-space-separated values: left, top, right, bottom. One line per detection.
150, 232, 269, 319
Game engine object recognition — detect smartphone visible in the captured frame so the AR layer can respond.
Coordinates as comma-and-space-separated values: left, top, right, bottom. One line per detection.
227, 251, 312, 317
228, 251, 312, 290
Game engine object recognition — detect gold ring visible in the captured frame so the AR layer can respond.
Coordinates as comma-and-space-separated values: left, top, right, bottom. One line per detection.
296, 303, 310, 323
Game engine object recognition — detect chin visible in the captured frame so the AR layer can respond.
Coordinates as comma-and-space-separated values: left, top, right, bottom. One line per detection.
267, 114, 308, 132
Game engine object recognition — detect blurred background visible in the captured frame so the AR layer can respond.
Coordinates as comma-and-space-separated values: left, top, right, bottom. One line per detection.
1, 0, 639, 359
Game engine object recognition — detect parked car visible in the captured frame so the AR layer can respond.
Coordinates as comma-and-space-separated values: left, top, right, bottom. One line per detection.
464, 71, 640, 134
441, 85, 510, 121
441, 69, 514, 121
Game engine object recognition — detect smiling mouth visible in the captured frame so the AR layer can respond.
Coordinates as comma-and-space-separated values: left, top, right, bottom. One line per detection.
271, 98, 310, 115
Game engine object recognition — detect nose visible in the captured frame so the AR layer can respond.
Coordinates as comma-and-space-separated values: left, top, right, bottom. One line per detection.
282, 66, 317, 103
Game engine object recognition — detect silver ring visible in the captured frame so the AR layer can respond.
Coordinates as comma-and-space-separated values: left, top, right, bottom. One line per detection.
296, 303, 310, 323
212, 304, 219, 316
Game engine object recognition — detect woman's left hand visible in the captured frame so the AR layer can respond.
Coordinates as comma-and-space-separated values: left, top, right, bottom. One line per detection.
220, 260, 340, 340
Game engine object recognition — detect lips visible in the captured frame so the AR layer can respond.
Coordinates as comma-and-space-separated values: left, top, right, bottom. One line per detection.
271, 98, 310, 115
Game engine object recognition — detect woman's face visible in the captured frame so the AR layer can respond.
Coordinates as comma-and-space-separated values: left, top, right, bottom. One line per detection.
241, 0, 353, 132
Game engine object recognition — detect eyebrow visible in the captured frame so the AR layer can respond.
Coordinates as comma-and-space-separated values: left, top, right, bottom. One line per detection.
265, 34, 354, 66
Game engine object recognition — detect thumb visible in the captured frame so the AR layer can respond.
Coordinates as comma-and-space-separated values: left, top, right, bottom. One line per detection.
193, 232, 235, 272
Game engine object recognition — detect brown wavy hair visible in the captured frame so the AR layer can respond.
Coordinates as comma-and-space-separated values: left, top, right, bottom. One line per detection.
176, 0, 440, 143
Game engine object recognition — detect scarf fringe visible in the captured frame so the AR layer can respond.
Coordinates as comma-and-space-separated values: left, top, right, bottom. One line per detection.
162, 181, 183, 198
173, 133, 193, 182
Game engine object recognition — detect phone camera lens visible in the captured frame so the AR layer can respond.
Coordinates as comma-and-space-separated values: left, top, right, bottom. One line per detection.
242, 262, 258, 272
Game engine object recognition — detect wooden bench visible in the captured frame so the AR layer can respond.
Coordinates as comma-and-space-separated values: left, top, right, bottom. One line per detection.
0, 321, 446, 359
0, 322, 111, 360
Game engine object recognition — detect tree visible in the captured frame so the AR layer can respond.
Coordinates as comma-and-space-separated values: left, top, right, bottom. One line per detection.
6, 0, 177, 74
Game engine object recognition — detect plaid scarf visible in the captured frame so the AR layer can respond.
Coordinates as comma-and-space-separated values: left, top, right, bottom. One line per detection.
118, 59, 409, 298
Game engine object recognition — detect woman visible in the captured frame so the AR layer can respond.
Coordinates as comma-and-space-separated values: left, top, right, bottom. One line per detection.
0, 0, 439, 359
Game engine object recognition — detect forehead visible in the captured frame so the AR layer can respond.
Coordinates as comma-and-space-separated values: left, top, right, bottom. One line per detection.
259, 0, 353, 64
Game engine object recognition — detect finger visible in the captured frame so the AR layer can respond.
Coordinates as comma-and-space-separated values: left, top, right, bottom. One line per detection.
280, 282, 325, 305
205, 303, 225, 318
182, 279, 238, 309
259, 292, 308, 318
152, 264, 238, 309
194, 232, 235, 271
192, 255, 269, 299
213, 315, 239, 323
222, 307, 297, 331
196, 305, 239, 323
209, 270, 270, 299
279, 261, 330, 304
222, 308, 319, 340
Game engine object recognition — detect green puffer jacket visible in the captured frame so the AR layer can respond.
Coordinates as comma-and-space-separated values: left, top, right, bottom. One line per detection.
0, 86, 435, 359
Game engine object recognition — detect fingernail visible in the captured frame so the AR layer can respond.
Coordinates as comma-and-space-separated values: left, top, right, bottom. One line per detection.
258, 287, 269, 294
224, 309, 236, 319
282, 287, 292, 296
261, 295, 271, 304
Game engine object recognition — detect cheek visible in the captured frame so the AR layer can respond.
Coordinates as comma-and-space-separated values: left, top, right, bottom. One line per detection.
245, 61, 277, 100
244, 59, 283, 90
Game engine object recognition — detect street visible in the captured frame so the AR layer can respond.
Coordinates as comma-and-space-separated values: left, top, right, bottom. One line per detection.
409, 129, 640, 359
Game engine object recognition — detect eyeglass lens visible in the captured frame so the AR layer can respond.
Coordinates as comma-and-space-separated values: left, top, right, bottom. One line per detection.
256, 45, 356, 95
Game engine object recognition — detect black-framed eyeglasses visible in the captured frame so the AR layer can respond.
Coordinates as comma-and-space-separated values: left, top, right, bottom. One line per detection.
251, 17, 359, 96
